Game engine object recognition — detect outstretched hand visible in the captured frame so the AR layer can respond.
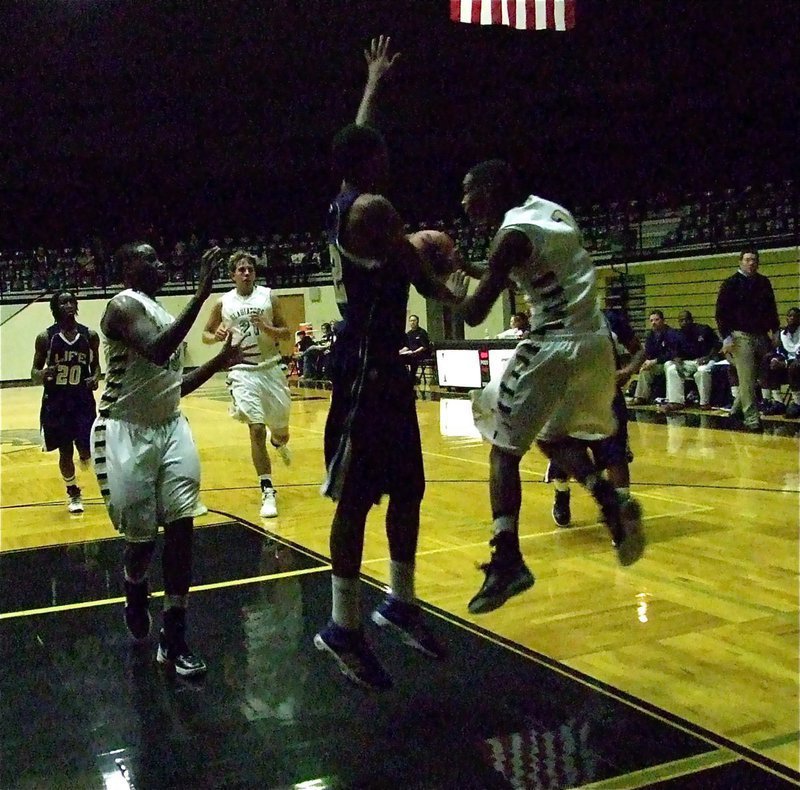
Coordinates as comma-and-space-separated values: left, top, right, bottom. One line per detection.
197, 247, 225, 296
364, 35, 401, 83
445, 270, 468, 303
217, 329, 245, 369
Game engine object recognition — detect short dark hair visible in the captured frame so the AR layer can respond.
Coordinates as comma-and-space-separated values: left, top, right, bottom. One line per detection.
409, 314, 419, 322
649, 309, 665, 320
114, 241, 150, 271
740, 247, 760, 262
331, 123, 386, 183
49, 290, 77, 321
466, 159, 522, 206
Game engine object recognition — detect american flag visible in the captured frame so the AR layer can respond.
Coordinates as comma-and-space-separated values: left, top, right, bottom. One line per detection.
450, 0, 576, 31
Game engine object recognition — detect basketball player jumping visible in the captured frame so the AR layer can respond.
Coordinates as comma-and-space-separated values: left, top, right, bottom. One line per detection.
202, 250, 293, 518
31, 290, 101, 514
313, 36, 467, 691
458, 160, 646, 615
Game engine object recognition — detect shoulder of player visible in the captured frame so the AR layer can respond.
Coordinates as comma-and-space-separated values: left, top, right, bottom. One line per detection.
349, 193, 400, 227
488, 227, 533, 269
102, 292, 147, 334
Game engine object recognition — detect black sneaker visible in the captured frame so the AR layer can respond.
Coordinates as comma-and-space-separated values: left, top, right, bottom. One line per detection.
157, 608, 207, 677
468, 535, 535, 615
612, 496, 646, 567
314, 622, 392, 691
124, 579, 151, 641
371, 597, 446, 659
552, 489, 571, 527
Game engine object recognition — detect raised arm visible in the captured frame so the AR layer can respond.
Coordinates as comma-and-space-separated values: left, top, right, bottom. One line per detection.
459, 229, 532, 327
103, 248, 223, 366
355, 35, 400, 126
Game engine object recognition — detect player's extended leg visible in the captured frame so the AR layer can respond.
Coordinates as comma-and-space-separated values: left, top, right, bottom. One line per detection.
58, 442, 84, 513
157, 517, 206, 677
468, 445, 535, 615
249, 423, 277, 518
314, 496, 392, 691
123, 539, 156, 641
538, 438, 644, 566
369, 496, 446, 659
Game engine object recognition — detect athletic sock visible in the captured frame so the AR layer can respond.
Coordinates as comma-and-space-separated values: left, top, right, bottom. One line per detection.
331, 575, 361, 630
389, 561, 415, 603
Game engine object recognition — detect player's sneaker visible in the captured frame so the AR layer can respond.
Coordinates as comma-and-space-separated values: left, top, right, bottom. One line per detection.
314, 622, 392, 691
611, 496, 646, 567
66, 485, 84, 514
191, 502, 209, 517
468, 533, 535, 615
157, 608, 207, 678
552, 489, 571, 527
124, 579, 151, 641
371, 597, 446, 659
260, 487, 278, 518
272, 441, 292, 466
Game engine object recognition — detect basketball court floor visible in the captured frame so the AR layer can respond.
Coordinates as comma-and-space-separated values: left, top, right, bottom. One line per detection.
1, 377, 798, 788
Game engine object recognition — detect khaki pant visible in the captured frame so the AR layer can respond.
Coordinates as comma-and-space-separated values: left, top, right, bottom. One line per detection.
729, 331, 771, 427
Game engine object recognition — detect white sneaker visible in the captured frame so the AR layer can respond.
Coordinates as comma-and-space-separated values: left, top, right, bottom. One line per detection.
260, 487, 278, 518
272, 442, 292, 466
191, 502, 209, 517
67, 493, 84, 514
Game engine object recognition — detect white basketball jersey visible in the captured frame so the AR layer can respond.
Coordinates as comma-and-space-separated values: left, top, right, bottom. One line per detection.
220, 285, 281, 368
501, 195, 604, 335
99, 289, 182, 424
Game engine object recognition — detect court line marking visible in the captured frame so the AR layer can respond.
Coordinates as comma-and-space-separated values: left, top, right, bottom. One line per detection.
362, 504, 711, 564
0, 565, 330, 620
578, 748, 740, 789
421, 606, 800, 786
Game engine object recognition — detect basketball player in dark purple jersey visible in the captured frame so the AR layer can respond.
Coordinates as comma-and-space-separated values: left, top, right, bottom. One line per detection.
313, 37, 467, 691
31, 291, 101, 513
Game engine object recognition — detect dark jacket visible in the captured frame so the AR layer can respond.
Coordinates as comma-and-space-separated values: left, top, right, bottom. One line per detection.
715, 271, 780, 339
677, 323, 721, 360
644, 327, 681, 364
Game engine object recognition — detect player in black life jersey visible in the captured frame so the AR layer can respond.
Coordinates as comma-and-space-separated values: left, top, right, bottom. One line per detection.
313, 36, 467, 692
31, 291, 101, 513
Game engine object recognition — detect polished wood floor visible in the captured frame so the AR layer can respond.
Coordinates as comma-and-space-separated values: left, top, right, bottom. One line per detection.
1, 376, 798, 775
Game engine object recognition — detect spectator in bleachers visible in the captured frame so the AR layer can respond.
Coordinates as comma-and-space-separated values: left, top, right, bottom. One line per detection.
399, 314, 431, 380
496, 311, 531, 339
632, 310, 682, 405
758, 307, 800, 418
660, 310, 722, 412
715, 248, 780, 431
302, 322, 335, 380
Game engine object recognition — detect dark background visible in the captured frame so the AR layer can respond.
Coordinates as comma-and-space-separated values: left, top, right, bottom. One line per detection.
2, 0, 797, 246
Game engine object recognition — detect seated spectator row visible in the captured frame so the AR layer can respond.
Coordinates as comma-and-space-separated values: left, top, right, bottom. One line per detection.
1, 180, 795, 297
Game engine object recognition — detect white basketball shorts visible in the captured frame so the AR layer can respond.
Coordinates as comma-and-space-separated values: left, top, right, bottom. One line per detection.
91, 414, 201, 541
471, 332, 616, 455
227, 364, 291, 431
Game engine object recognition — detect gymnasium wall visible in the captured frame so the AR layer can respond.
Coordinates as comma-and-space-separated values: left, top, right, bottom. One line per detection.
0, 282, 507, 383
595, 246, 799, 335
2, 247, 795, 383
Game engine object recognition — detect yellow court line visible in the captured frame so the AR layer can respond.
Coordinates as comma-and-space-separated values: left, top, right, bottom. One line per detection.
578, 749, 739, 789
0, 565, 330, 620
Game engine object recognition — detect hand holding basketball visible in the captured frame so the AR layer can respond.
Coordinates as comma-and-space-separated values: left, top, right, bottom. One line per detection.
408, 230, 459, 278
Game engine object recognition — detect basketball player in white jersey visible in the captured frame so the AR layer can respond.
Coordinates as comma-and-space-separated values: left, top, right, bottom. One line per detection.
92, 242, 242, 677
458, 160, 645, 615
202, 250, 292, 518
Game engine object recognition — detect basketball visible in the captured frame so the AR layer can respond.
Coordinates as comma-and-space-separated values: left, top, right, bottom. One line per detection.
408, 230, 458, 277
